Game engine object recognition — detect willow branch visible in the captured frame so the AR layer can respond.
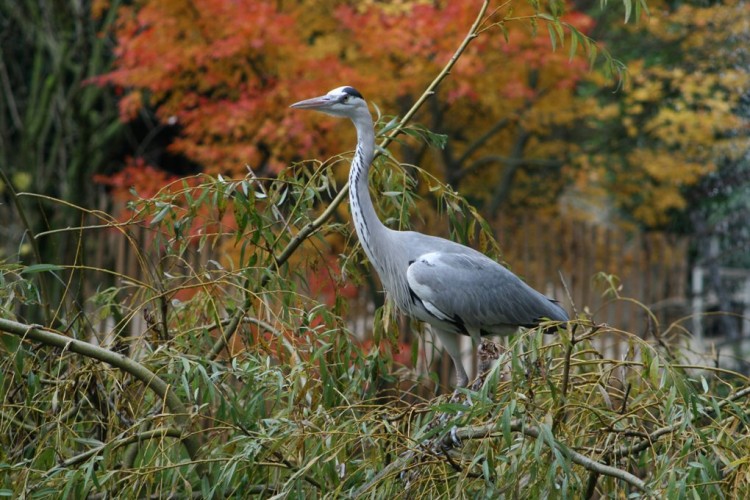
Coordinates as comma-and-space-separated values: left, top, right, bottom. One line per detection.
354, 415, 648, 496
208, 0, 492, 360
47, 427, 183, 472
352, 449, 417, 497
610, 384, 750, 459
443, 421, 648, 493
0, 318, 202, 469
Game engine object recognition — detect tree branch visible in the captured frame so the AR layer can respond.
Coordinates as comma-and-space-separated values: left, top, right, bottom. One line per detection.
456, 117, 513, 167
46, 427, 183, 473
454, 154, 561, 182
352, 449, 417, 497
354, 414, 650, 496
0, 317, 202, 470
609, 384, 750, 460
450, 85, 551, 180
442, 420, 648, 493
488, 127, 531, 214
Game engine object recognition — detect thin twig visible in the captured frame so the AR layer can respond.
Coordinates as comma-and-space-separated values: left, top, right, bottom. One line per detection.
352, 450, 417, 497
269, 449, 323, 491
46, 427, 183, 473
0, 318, 203, 472
559, 271, 578, 320
560, 328, 576, 401
619, 382, 632, 415
609, 384, 750, 460
442, 420, 649, 493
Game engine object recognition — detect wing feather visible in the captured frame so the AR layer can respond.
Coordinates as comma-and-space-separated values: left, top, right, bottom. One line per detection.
406, 251, 567, 332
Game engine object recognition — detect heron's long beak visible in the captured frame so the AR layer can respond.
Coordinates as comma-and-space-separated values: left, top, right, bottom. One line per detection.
289, 95, 333, 110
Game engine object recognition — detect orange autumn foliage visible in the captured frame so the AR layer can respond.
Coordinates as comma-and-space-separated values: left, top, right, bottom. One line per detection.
93, 0, 746, 231
96, 0, 358, 175
95, 1, 593, 196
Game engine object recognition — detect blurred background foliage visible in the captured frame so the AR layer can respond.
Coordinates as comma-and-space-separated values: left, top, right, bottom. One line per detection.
1, 0, 750, 497
3, 0, 748, 274
86, 0, 749, 230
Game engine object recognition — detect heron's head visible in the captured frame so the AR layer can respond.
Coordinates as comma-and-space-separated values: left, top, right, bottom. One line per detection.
290, 86, 369, 120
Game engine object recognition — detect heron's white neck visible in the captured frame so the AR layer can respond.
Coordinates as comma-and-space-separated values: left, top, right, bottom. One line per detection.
349, 112, 388, 271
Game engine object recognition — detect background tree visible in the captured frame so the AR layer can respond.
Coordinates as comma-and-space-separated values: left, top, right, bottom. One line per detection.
571, 0, 749, 229
94, 1, 605, 217
95, 0, 749, 232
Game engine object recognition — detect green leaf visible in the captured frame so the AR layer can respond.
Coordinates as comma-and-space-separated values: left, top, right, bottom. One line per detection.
649, 355, 660, 386
547, 23, 557, 51
502, 400, 516, 447
150, 202, 172, 226
638, 0, 650, 17
433, 402, 470, 413
20, 264, 63, 274
402, 124, 448, 149
31, 489, 60, 499
377, 116, 401, 136
569, 30, 578, 60
548, 0, 560, 17
700, 375, 709, 394
588, 43, 598, 69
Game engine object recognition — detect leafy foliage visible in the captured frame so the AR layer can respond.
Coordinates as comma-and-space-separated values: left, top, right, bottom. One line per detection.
90, 0, 750, 235
3, 204, 750, 497
92, 0, 627, 219
3, 0, 750, 498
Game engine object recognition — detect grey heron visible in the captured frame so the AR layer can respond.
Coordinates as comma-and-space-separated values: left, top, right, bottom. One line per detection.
291, 86, 568, 387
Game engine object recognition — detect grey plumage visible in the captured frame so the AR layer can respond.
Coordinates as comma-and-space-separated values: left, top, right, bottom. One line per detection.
291, 86, 568, 387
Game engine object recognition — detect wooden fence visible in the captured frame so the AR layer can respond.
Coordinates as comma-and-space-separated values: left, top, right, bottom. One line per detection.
88, 212, 694, 383
493, 215, 690, 336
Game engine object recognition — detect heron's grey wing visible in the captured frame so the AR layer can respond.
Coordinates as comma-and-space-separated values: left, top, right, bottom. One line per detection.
406, 251, 567, 331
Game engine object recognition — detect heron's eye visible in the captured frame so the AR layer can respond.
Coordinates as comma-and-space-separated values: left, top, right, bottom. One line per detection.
341, 95, 349, 104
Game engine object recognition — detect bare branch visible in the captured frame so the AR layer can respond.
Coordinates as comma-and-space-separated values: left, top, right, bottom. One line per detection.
355, 414, 649, 496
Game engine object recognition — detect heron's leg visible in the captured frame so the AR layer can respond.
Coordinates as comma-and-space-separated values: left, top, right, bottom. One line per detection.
434, 329, 469, 389
470, 339, 502, 391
